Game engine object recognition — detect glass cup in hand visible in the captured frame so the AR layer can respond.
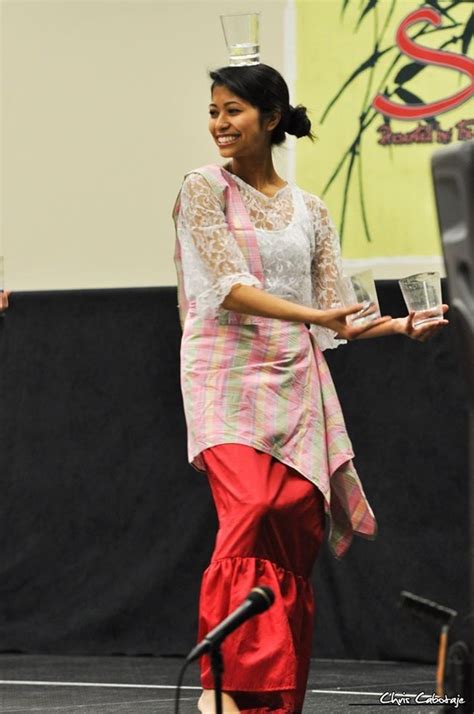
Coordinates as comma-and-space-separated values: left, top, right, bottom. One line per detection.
338, 269, 382, 327
398, 272, 443, 327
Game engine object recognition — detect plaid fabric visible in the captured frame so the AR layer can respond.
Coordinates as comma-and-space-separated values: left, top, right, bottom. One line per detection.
173, 165, 376, 558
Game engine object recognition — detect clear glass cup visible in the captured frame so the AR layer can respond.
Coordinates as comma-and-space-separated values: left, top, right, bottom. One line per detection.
338, 269, 381, 327
398, 272, 443, 327
220, 13, 260, 66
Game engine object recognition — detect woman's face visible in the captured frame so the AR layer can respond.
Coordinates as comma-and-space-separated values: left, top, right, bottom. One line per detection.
209, 84, 276, 159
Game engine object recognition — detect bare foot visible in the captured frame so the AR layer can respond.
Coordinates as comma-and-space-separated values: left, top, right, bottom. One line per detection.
197, 689, 240, 713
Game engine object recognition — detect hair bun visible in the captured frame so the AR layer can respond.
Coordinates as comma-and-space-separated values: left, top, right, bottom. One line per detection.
287, 104, 312, 139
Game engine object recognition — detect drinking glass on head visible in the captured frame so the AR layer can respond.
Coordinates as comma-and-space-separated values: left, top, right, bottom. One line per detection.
220, 13, 260, 66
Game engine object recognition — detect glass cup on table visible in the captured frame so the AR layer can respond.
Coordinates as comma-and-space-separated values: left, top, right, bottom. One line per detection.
338, 269, 382, 327
398, 272, 443, 327
220, 12, 260, 66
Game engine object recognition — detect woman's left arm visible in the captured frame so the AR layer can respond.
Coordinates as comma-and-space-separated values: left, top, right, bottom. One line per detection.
308, 194, 449, 343
308, 195, 352, 349
356, 306, 449, 342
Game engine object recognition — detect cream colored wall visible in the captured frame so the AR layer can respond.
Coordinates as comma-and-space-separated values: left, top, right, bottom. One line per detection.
2, 0, 287, 290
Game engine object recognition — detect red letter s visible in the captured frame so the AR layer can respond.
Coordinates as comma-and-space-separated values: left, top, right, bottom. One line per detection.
372, 8, 474, 120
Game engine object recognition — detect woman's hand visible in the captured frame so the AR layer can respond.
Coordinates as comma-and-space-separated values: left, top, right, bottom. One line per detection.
393, 304, 449, 342
0, 291, 9, 314
312, 304, 392, 340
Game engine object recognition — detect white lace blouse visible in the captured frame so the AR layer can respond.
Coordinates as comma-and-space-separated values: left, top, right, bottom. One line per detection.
176, 168, 348, 350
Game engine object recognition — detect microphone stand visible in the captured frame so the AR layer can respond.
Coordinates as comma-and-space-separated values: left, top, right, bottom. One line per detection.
210, 644, 223, 714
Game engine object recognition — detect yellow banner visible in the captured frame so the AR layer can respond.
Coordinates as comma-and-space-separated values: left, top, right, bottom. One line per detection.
295, 0, 474, 269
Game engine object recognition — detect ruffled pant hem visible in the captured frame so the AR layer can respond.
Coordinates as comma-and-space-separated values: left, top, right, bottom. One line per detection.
199, 556, 313, 692
198, 444, 326, 713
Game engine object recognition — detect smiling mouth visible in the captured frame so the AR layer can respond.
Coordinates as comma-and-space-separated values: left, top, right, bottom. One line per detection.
216, 135, 240, 146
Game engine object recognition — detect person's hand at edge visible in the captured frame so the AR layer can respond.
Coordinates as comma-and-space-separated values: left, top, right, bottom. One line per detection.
0, 291, 10, 314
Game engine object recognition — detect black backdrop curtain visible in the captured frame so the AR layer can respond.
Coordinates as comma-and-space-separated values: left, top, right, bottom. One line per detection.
0, 283, 468, 661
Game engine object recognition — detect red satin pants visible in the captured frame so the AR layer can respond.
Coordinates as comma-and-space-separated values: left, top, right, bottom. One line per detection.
198, 444, 326, 713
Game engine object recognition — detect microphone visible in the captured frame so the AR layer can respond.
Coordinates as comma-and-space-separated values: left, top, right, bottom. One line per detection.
186, 586, 275, 663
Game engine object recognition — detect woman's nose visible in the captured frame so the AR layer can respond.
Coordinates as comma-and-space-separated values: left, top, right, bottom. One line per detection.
216, 113, 230, 130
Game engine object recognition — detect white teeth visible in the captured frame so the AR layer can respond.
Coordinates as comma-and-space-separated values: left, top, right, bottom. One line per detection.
217, 135, 239, 145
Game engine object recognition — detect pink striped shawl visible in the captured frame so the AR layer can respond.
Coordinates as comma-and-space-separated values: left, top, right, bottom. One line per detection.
173, 165, 376, 558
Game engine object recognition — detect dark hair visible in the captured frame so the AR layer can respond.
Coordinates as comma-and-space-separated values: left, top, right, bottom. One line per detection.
209, 64, 315, 145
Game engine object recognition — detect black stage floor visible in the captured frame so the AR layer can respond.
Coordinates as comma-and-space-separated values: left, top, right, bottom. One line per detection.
0, 655, 447, 713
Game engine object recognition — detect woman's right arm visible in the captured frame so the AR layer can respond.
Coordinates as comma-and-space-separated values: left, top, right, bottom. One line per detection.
222, 283, 390, 340
177, 173, 262, 318
179, 174, 388, 338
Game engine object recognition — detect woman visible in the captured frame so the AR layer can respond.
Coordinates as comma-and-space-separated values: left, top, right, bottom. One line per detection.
173, 64, 447, 714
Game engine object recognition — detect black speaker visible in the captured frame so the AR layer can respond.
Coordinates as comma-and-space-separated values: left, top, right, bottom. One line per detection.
431, 139, 474, 713
431, 140, 474, 401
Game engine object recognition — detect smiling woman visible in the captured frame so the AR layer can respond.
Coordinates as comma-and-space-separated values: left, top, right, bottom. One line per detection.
172, 61, 448, 714
209, 64, 314, 153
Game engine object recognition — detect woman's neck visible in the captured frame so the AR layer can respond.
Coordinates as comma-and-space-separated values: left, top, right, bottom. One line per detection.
225, 153, 286, 195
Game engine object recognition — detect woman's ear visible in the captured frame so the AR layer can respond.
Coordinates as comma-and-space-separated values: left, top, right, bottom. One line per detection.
265, 111, 281, 133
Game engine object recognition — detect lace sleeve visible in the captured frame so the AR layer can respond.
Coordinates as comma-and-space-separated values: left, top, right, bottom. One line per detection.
177, 173, 262, 318
305, 193, 347, 350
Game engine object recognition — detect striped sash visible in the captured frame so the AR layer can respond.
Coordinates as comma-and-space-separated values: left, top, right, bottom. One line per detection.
172, 164, 264, 327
